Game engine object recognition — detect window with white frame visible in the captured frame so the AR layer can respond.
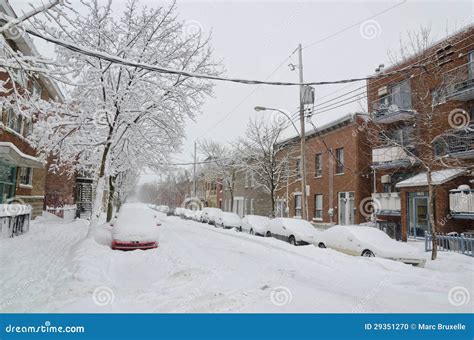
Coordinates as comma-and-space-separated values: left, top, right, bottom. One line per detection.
250, 171, 256, 187
244, 171, 249, 188
250, 199, 255, 215
314, 194, 323, 220
294, 194, 302, 217
335, 148, 344, 174
19, 167, 33, 186
6, 108, 22, 134
315, 153, 322, 177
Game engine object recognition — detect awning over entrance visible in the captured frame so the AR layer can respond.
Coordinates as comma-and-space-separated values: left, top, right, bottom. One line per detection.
0, 142, 44, 168
395, 168, 466, 188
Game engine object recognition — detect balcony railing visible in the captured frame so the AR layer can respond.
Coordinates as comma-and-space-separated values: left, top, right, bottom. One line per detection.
372, 146, 415, 169
371, 89, 415, 123
372, 192, 401, 215
434, 125, 474, 159
449, 189, 474, 219
443, 61, 474, 101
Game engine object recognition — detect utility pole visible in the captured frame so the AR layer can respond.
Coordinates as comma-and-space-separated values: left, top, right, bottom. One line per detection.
298, 43, 308, 221
193, 140, 197, 198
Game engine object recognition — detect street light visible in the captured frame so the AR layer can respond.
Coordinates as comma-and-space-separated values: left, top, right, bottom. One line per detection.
254, 106, 300, 137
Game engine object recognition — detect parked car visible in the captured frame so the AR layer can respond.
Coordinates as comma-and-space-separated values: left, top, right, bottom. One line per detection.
167, 208, 175, 216
184, 209, 196, 220
318, 225, 426, 266
111, 203, 160, 251
201, 207, 222, 224
158, 205, 169, 214
270, 218, 321, 245
241, 215, 271, 236
192, 210, 203, 222
215, 211, 241, 230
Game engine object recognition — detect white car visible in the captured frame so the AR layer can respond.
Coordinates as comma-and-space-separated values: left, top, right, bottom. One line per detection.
318, 225, 427, 266
192, 210, 203, 222
111, 203, 160, 250
241, 215, 271, 236
270, 218, 322, 246
215, 212, 241, 229
158, 205, 169, 214
201, 207, 222, 224
183, 209, 195, 220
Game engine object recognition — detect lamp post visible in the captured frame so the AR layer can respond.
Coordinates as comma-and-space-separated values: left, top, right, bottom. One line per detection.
254, 105, 308, 220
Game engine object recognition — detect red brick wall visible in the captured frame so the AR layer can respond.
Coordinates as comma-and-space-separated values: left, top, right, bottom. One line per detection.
276, 116, 372, 224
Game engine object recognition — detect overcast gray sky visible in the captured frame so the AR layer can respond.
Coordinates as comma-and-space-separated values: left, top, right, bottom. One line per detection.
12, 0, 474, 179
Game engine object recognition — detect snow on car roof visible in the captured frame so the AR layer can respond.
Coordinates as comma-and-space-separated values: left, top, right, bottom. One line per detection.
113, 204, 159, 242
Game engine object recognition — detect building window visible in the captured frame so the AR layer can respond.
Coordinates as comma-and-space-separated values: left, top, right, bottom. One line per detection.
294, 194, 302, 217
245, 171, 249, 188
19, 167, 33, 186
296, 159, 301, 178
244, 198, 248, 215
335, 148, 344, 174
250, 199, 255, 215
314, 194, 323, 220
250, 172, 255, 187
6, 108, 22, 134
315, 153, 322, 177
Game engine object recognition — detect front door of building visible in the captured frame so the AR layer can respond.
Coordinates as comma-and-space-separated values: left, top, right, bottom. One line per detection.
338, 192, 354, 225
408, 193, 430, 238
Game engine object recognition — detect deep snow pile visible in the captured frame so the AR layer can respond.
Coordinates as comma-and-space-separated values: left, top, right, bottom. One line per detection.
0, 214, 472, 313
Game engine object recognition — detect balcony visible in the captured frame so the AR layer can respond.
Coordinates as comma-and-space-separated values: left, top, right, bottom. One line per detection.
434, 125, 474, 159
371, 89, 415, 124
449, 188, 474, 220
372, 192, 401, 216
443, 61, 474, 101
372, 146, 416, 169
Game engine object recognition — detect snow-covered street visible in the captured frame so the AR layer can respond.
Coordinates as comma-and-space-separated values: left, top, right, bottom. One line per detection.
1, 214, 472, 313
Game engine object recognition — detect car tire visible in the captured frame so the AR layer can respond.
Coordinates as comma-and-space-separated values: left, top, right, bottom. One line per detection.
318, 242, 326, 248
289, 235, 296, 246
249, 229, 254, 235
265, 231, 271, 237
362, 249, 375, 257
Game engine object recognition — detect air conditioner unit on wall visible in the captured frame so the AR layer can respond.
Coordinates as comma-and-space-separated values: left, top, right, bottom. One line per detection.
381, 175, 391, 184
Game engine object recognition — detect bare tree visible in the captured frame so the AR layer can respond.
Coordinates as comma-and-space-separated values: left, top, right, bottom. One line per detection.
236, 118, 293, 216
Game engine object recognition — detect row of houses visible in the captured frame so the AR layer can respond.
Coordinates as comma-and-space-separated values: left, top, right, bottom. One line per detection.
0, 1, 94, 226
197, 26, 474, 241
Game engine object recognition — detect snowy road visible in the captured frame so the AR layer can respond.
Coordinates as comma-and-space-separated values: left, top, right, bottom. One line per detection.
0, 214, 472, 313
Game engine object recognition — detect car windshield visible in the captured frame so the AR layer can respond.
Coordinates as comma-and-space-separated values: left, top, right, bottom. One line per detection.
247, 215, 269, 227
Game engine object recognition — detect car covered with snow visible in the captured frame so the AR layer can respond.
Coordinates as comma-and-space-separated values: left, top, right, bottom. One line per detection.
317, 225, 427, 266
157, 205, 169, 213
215, 211, 241, 230
111, 203, 160, 251
241, 215, 271, 236
270, 218, 321, 245
184, 209, 197, 220
192, 210, 203, 222
201, 207, 222, 224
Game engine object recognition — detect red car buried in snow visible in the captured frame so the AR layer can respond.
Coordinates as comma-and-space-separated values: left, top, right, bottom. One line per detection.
111, 203, 160, 251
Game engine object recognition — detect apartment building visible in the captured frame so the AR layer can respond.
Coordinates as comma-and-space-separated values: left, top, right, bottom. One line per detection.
0, 1, 70, 217
367, 25, 474, 240
275, 113, 372, 226
222, 168, 273, 217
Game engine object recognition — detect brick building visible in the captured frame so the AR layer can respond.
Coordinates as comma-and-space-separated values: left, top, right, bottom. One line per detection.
0, 0, 75, 217
275, 113, 372, 226
367, 25, 474, 240
222, 168, 273, 217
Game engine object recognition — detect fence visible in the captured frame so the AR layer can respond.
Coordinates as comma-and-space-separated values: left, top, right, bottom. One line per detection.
0, 204, 31, 239
45, 204, 77, 222
425, 232, 474, 257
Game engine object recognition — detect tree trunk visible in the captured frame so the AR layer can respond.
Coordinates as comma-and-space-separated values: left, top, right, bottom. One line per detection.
87, 142, 111, 238
427, 170, 437, 260
106, 175, 116, 222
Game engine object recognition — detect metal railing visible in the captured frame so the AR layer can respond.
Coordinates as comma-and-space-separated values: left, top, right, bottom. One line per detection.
372, 89, 413, 115
434, 125, 474, 157
425, 232, 474, 257
0, 204, 32, 239
443, 60, 474, 94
